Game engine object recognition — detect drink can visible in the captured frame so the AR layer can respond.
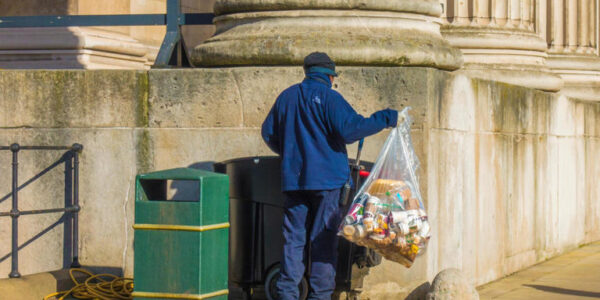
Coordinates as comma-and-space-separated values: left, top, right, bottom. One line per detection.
363, 217, 375, 233
357, 193, 370, 205
344, 214, 363, 226
345, 203, 364, 224
395, 237, 407, 248
365, 196, 381, 214
390, 211, 408, 223
354, 225, 367, 239
395, 222, 410, 235
418, 220, 431, 238
376, 214, 389, 230
409, 218, 423, 233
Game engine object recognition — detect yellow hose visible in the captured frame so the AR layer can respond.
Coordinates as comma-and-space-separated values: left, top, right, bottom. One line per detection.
44, 268, 134, 300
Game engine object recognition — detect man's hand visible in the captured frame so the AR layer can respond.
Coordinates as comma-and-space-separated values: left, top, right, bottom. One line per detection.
397, 107, 410, 127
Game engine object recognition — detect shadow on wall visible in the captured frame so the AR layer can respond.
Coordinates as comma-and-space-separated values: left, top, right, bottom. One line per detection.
0, 151, 78, 271
181, 0, 217, 56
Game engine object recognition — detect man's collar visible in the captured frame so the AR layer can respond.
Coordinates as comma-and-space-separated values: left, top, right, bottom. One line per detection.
303, 72, 332, 88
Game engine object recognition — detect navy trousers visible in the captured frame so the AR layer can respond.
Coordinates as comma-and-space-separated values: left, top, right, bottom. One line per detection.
276, 188, 342, 300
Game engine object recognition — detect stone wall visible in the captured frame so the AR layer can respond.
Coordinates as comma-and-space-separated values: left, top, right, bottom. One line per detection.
0, 68, 598, 298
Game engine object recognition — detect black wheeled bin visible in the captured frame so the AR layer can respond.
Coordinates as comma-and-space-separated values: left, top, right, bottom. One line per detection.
214, 156, 381, 300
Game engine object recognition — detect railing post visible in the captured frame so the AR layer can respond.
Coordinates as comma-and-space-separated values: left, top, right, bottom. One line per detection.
71, 143, 83, 268
9, 143, 20, 278
154, 0, 188, 67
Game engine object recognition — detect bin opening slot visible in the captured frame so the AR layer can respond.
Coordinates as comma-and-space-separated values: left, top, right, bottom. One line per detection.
139, 179, 200, 202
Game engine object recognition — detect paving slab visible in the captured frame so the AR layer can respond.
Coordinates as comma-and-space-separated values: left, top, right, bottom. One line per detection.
478, 242, 600, 299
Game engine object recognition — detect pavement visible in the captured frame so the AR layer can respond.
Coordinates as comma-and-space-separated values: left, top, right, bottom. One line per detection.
478, 242, 600, 299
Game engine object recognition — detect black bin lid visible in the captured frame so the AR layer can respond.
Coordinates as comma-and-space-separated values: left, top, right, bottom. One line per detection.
214, 156, 283, 206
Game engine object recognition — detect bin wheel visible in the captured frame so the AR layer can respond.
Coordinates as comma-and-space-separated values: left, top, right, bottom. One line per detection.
264, 265, 308, 300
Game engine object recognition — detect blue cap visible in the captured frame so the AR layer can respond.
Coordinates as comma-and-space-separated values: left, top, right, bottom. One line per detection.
303, 52, 338, 77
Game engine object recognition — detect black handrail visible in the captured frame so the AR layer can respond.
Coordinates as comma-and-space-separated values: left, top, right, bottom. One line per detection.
0, 143, 83, 278
0, 0, 214, 67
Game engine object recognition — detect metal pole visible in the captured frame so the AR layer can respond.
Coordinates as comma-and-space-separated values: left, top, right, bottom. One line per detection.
9, 144, 20, 278
71, 144, 82, 268
154, 0, 183, 67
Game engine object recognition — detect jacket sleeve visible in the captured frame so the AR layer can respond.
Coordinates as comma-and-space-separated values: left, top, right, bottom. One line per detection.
327, 94, 398, 144
261, 102, 281, 154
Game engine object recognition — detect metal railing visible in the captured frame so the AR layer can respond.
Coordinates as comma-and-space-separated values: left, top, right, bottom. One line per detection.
0, 0, 214, 67
0, 143, 83, 278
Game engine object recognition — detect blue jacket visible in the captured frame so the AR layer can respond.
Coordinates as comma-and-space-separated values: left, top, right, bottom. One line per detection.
261, 72, 398, 191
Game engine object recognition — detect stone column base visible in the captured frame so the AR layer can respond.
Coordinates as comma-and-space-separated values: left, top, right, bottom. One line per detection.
0, 28, 152, 69
548, 53, 600, 101
443, 26, 563, 92
193, 10, 463, 70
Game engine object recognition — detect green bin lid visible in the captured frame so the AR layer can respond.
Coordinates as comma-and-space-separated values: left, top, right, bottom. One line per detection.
137, 167, 226, 181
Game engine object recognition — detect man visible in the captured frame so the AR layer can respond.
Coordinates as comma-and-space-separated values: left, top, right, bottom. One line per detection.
261, 52, 398, 300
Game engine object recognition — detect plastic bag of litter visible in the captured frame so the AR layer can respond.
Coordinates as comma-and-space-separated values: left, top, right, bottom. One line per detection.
338, 107, 430, 268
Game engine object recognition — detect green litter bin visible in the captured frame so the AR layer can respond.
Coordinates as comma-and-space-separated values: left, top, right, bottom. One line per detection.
132, 168, 229, 300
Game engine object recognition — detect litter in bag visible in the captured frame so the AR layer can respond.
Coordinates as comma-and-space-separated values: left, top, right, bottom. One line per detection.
339, 107, 430, 268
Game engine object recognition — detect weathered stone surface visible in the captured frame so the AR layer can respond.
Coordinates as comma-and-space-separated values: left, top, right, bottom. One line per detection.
0, 0, 73, 15
0, 70, 148, 128
147, 128, 273, 170
426, 268, 479, 300
226, 67, 303, 128
335, 67, 433, 129
584, 139, 600, 243
440, 1, 565, 92
214, 0, 444, 16
584, 102, 600, 137
193, 66, 437, 129
194, 1, 463, 70
148, 69, 243, 128
0, 68, 598, 298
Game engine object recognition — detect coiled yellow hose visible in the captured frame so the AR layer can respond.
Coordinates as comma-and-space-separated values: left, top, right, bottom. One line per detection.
44, 268, 134, 300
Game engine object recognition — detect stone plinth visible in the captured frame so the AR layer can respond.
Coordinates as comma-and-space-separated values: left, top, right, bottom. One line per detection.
440, 0, 563, 92
0, 28, 150, 69
547, 54, 600, 101
192, 0, 463, 70
0, 0, 216, 69
546, 0, 600, 101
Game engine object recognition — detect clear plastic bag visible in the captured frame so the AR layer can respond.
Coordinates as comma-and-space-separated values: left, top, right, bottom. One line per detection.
339, 107, 430, 268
